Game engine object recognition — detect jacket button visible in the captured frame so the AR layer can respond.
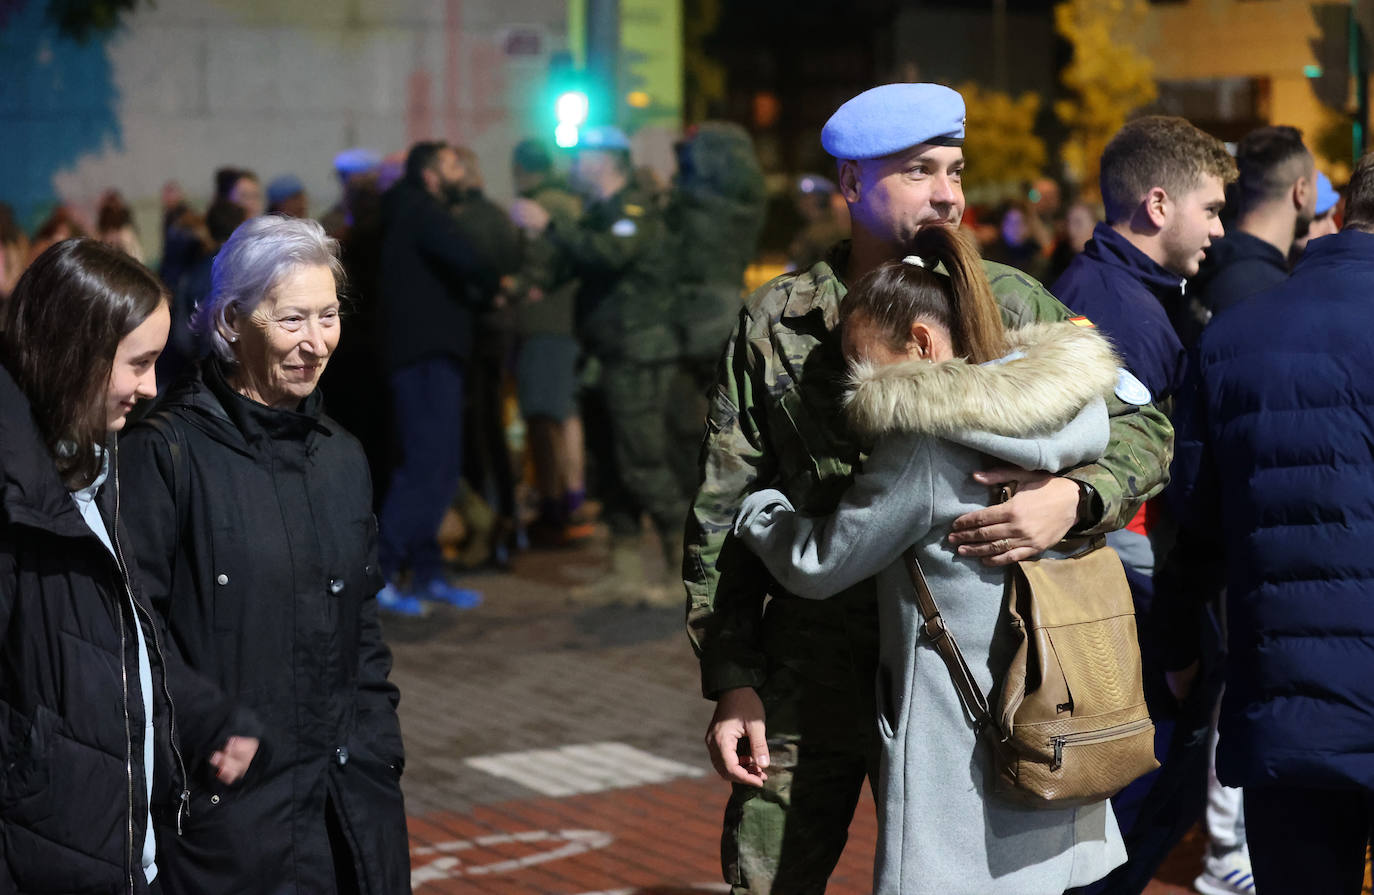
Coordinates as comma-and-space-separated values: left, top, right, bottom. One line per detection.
216, 573, 229, 586
210, 794, 220, 805
336, 746, 349, 766
364, 563, 374, 575
329, 578, 345, 595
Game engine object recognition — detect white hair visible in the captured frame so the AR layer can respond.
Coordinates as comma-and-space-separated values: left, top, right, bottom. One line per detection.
194, 214, 344, 364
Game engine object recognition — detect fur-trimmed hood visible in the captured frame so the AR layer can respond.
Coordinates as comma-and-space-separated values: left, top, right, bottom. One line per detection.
845, 321, 1120, 441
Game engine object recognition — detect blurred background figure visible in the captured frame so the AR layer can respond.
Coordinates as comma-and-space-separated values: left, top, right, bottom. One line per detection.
322, 148, 382, 240
667, 121, 766, 495
447, 144, 522, 570
375, 140, 503, 613
787, 173, 849, 272
157, 198, 247, 389
216, 166, 264, 218
266, 174, 308, 218
320, 148, 389, 505
1291, 170, 1342, 264
509, 137, 591, 548
983, 198, 1049, 280
28, 205, 86, 261
509, 125, 680, 605
95, 189, 144, 261
1046, 200, 1100, 283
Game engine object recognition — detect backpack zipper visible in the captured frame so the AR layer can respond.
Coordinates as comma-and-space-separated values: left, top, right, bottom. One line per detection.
1050, 717, 1152, 771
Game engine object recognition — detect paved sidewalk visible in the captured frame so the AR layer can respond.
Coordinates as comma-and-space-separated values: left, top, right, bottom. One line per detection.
386, 538, 1214, 894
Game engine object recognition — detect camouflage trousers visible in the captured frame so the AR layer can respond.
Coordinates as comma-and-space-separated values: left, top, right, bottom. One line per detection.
600, 359, 691, 551
723, 591, 882, 894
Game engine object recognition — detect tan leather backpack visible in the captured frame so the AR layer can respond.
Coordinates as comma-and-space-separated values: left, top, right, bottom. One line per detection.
904, 535, 1159, 806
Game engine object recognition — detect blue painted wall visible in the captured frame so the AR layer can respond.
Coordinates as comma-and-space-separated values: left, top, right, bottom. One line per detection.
0, 0, 122, 229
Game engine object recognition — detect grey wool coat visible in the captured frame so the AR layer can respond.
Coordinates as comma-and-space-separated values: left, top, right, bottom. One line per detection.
735, 322, 1128, 895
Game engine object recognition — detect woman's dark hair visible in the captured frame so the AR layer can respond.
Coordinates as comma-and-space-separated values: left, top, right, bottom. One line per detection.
839, 225, 1007, 365
1, 238, 169, 488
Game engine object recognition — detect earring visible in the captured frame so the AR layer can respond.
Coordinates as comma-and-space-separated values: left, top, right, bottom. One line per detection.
228, 335, 237, 343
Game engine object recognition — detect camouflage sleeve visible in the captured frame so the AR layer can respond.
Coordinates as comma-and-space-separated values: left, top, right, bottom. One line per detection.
986, 265, 1174, 532
684, 308, 777, 699
549, 209, 655, 275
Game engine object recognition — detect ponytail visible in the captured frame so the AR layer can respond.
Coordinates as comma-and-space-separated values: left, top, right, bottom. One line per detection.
839, 226, 1007, 364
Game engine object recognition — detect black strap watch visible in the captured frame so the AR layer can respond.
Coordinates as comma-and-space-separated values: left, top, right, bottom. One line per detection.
1069, 480, 1101, 534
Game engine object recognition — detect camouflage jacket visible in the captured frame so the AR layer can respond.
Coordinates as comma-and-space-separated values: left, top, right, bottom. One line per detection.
515, 178, 582, 338
684, 243, 1175, 698
551, 185, 677, 363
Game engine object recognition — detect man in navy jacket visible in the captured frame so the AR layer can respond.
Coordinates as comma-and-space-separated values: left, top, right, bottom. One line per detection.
1053, 116, 1240, 895
1160, 151, 1374, 894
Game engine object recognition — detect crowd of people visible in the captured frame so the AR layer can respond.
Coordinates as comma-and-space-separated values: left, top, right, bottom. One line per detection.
0, 75, 1371, 895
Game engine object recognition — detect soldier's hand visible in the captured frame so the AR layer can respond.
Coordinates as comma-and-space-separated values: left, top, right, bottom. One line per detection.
706, 687, 769, 787
948, 468, 1079, 567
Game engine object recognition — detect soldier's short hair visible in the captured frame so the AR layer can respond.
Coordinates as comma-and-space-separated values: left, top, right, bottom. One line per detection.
1234, 126, 1313, 213
1099, 116, 1237, 224
1342, 151, 1374, 233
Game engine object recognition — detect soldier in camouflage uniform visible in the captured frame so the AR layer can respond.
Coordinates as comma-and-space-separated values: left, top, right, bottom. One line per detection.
514, 126, 685, 602
685, 83, 1175, 894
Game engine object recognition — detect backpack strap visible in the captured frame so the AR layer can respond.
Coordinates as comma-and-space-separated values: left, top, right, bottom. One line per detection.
903, 546, 999, 736
140, 415, 189, 536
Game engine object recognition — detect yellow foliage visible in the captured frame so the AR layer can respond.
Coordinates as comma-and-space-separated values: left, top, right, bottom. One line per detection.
1054, 0, 1157, 194
957, 82, 1047, 197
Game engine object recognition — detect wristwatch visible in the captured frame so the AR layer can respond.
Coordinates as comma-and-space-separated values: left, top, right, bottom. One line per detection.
1069, 480, 1101, 534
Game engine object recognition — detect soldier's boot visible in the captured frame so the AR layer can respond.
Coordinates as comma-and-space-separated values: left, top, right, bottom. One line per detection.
635, 538, 684, 609
453, 484, 496, 570
568, 538, 652, 606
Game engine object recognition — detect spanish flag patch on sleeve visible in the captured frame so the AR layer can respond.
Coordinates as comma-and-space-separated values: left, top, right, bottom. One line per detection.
1068, 316, 1094, 327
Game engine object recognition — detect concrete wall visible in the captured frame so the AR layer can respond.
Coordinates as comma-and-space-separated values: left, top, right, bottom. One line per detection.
0, 0, 572, 259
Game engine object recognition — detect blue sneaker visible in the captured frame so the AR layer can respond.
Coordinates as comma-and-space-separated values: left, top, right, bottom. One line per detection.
376, 583, 426, 617
419, 579, 483, 610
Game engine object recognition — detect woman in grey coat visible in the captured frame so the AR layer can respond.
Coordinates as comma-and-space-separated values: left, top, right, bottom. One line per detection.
734, 226, 1127, 895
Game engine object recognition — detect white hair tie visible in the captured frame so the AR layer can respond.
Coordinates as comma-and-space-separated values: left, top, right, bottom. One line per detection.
901, 255, 927, 268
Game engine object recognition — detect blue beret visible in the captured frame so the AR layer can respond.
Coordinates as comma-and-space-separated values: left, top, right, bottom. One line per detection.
579, 125, 631, 152
821, 83, 966, 160
1315, 171, 1340, 216
266, 174, 304, 206
333, 148, 381, 177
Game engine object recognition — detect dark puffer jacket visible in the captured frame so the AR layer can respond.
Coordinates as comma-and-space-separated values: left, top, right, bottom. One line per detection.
0, 363, 237, 894
1165, 228, 1374, 791
119, 361, 409, 895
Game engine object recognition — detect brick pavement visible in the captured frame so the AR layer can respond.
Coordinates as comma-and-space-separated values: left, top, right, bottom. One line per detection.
383, 537, 1218, 894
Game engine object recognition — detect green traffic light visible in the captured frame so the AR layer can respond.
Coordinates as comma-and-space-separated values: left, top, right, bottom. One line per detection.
556, 90, 589, 126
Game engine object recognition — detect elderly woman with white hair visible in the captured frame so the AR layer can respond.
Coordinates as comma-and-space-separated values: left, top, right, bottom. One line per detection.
119, 216, 410, 895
